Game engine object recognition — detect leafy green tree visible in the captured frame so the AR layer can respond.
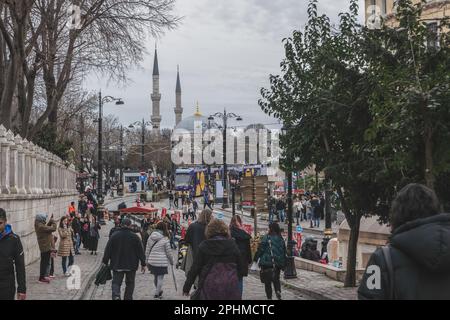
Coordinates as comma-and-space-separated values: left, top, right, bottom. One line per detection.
260, 0, 395, 287
363, 0, 450, 207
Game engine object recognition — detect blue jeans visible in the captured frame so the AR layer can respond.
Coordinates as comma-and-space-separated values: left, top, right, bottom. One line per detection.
313, 217, 320, 227
74, 233, 81, 254
278, 210, 285, 222
62, 255, 74, 274
269, 209, 274, 223
238, 278, 243, 297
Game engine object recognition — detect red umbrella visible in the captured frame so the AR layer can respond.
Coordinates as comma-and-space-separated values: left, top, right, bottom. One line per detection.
119, 207, 159, 215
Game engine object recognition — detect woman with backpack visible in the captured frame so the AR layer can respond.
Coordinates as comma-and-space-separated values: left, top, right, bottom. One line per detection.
145, 222, 174, 299
183, 219, 244, 300
254, 222, 287, 300
229, 215, 252, 298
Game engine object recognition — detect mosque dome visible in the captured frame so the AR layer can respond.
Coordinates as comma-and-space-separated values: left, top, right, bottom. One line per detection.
174, 103, 218, 132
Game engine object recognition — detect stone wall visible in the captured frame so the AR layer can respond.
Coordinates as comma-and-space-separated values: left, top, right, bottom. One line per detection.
0, 125, 78, 265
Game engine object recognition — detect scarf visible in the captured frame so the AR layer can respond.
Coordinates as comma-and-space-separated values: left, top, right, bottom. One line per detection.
0, 224, 12, 241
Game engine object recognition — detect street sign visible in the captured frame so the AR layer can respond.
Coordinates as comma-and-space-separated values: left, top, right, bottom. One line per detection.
139, 175, 147, 182
217, 212, 224, 220
296, 225, 303, 233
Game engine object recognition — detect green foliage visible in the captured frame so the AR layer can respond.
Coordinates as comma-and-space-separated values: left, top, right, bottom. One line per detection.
33, 123, 73, 161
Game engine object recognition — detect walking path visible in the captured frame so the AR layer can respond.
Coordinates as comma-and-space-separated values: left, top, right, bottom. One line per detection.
24, 196, 133, 300
23, 196, 358, 300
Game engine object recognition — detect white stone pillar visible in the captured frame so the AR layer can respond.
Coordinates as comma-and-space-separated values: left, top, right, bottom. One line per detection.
9, 133, 19, 194
16, 136, 26, 194
23, 140, 32, 194
0, 126, 11, 194
43, 151, 50, 193
38, 147, 44, 194
30, 143, 37, 194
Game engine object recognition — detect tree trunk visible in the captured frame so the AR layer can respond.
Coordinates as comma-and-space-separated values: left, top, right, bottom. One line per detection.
424, 120, 435, 190
345, 213, 361, 287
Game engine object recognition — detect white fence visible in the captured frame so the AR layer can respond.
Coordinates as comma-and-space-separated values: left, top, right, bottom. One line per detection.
0, 124, 78, 265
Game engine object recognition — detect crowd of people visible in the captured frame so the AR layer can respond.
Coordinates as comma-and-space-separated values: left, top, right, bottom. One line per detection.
268, 193, 325, 228
3, 182, 450, 300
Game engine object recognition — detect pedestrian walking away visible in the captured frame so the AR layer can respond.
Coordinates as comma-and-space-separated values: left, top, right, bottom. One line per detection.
229, 215, 252, 297
35, 213, 57, 283
145, 222, 174, 299
183, 219, 244, 300
254, 222, 287, 300
0, 208, 26, 300
102, 218, 146, 300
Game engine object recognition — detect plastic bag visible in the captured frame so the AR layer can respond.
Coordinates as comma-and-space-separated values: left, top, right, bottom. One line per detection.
250, 261, 260, 272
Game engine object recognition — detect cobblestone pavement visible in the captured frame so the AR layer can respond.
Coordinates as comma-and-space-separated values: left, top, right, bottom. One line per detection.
25, 197, 133, 300
24, 196, 357, 300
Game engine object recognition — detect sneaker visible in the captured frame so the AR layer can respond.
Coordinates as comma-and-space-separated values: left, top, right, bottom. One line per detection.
38, 277, 50, 284
276, 291, 282, 300
48, 275, 56, 279
65, 272, 71, 277
158, 290, 163, 298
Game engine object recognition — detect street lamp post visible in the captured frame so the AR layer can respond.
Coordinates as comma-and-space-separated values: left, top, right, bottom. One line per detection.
281, 125, 297, 279
97, 91, 124, 205
208, 109, 242, 209
129, 118, 153, 192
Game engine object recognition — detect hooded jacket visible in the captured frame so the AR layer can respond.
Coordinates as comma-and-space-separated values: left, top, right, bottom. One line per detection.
34, 214, 57, 253
183, 236, 243, 299
0, 224, 26, 294
358, 213, 450, 300
230, 226, 252, 277
145, 230, 174, 267
102, 228, 146, 272
254, 234, 287, 269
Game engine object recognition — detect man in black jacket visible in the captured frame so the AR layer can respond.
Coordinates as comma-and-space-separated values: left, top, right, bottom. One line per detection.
0, 208, 26, 300
358, 184, 450, 300
102, 218, 146, 300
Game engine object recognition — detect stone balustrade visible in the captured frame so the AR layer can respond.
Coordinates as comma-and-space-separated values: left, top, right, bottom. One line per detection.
0, 125, 78, 265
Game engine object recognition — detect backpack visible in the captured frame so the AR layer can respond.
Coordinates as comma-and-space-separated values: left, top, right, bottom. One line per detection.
195, 260, 241, 300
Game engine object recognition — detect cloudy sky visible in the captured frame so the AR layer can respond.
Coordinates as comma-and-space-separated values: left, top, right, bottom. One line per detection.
85, 0, 365, 130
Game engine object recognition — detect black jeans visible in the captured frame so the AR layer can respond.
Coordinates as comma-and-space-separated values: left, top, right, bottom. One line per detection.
262, 266, 281, 299
40, 251, 51, 278
0, 283, 15, 300
112, 271, 136, 300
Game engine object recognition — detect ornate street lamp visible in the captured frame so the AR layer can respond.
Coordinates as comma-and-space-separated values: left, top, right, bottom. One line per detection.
208, 109, 243, 209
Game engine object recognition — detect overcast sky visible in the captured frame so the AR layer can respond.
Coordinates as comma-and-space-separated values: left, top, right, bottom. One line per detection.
85, 0, 365, 130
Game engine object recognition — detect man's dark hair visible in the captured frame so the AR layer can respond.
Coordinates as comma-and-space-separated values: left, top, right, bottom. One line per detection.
0, 208, 6, 220
122, 218, 132, 227
269, 222, 281, 236
391, 183, 440, 231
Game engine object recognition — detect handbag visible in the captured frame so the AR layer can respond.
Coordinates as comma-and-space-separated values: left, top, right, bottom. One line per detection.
259, 236, 276, 283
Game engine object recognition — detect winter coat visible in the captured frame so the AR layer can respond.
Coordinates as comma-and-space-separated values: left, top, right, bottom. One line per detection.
254, 234, 287, 269
230, 226, 252, 277
35, 219, 57, 253
0, 225, 26, 294
358, 213, 450, 300
183, 236, 243, 300
145, 230, 174, 267
102, 228, 146, 272
185, 221, 208, 259
71, 218, 81, 234
89, 222, 101, 240
58, 226, 74, 257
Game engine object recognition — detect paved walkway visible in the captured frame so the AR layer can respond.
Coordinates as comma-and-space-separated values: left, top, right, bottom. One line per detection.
25, 196, 133, 300
25, 196, 358, 300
